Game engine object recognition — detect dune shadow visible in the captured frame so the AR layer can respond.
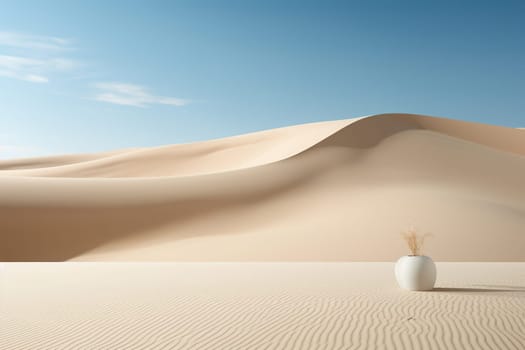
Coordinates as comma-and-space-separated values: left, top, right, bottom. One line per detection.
0, 152, 337, 261
433, 287, 523, 293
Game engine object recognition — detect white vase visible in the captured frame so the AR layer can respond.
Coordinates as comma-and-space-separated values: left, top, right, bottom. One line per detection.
395, 255, 436, 291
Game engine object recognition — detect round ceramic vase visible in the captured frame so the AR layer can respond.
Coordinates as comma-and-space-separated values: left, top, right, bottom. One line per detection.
395, 255, 436, 291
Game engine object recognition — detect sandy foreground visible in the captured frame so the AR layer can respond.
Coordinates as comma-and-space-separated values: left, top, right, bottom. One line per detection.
1, 113, 524, 261
1, 262, 524, 349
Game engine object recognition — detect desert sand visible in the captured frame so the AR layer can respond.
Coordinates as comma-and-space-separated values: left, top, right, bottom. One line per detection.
1, 262, 524, 349
2, 114, 524, 349
0, 113, 524, 261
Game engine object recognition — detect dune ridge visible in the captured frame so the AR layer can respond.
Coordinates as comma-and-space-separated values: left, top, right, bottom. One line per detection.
0, 118, 357, 178
0, 113, 524, 261
1, 114, 523, 178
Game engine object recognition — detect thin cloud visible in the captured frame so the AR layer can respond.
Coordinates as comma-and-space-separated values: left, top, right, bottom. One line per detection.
94, 82, 188, 107
0, 55, 77, 83
0, 55, 76, 83
0, 31, 76, 83
0, 32, 191, 106
0, 31, 70, 50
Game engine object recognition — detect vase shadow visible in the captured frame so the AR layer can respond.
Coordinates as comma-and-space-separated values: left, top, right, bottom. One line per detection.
474, 284, 525, 291
433, 287, 523, 293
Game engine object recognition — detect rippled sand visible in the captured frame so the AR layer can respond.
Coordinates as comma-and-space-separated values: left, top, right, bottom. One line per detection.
1, 263, 524, 349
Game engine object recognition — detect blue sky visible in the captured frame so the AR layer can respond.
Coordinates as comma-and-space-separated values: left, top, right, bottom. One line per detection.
0, 0, 524, 158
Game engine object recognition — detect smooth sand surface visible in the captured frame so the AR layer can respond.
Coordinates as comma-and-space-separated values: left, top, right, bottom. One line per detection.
1, 113, 524, 261
1, 263, 524, 349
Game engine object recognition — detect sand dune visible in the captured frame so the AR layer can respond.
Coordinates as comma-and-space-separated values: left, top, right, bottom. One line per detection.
0, 118, 357, 177
1, 263, 524, 349
0, 113, 524, 261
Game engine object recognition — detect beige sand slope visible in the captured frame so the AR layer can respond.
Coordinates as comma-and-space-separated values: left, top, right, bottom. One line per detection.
0, 113, 524, 261
1, 263, 524, 349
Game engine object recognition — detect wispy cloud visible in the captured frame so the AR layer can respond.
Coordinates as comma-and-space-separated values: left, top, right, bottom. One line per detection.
0, 55, 76, 83
0, 31, 191, 107
0, 31, 76, 83
94, 82, 188, 107
0, 31, 70, 51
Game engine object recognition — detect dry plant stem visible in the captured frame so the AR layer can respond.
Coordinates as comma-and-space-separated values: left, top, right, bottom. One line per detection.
402, 229, 429, 256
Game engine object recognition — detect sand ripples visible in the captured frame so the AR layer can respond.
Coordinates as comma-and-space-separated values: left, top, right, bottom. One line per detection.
3, 293, 522, 349
1, 263, 524, 349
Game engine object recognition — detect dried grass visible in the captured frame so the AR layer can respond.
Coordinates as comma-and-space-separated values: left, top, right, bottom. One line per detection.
402, 228, 431, 256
